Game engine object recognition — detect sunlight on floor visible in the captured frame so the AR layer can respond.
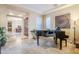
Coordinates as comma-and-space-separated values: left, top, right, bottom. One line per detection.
1, 35, 79, 54
16, 36, 22, 45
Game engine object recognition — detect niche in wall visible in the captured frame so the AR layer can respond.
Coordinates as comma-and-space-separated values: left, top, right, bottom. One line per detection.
7, 15, 23, 34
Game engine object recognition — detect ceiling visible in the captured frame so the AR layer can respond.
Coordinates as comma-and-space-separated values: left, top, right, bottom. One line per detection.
12, 4, 64, 14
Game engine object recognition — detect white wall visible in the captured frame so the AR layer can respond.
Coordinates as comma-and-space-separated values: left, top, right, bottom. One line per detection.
7, 16, 24, 35
0, 5, 28, 37
48, 5, 79, 43
0, 5, 41, 40
1, 4, 79, 43
0, 5, 8, 27
28, 12, 40, 39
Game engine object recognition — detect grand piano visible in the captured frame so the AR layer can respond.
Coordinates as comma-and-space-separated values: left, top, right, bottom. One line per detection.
31, 29, 69, 50
36, 30, 55, 45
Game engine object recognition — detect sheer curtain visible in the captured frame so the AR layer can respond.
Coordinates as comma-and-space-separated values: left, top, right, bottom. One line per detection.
46, 16, 51, 30
36, 16, 42, 30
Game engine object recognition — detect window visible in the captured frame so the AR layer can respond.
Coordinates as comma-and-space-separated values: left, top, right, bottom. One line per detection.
36, 16, 42, 30
46, 16, 51, 29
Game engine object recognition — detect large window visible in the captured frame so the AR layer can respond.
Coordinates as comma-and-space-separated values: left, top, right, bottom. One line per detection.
36, 16, 42, 30
46, 16, 51, 29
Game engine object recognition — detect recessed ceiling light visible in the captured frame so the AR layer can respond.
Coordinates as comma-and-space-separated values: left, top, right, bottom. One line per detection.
18, 14, 23, 17
9, 12, 14, 15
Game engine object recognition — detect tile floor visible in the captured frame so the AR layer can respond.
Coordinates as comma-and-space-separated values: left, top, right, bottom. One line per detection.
1, 35, 79, 54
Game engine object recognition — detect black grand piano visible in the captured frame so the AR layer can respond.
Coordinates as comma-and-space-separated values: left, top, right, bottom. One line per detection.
31, 29, 69, 50
36, 30, 55, 45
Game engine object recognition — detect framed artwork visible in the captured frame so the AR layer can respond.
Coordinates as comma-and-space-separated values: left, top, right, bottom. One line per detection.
16, 25, 22, 33
8, 21, 12, 27
55, 13, 70, 28
8, 21, 12, 32
8, 28, 12, 32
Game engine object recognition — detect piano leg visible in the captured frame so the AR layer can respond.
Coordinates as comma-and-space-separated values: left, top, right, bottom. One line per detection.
54, 37, 57, 44
37, 36, 39, 46
56, 38, 57, 44
60, 39, 62, 50
65, 39, 67, 47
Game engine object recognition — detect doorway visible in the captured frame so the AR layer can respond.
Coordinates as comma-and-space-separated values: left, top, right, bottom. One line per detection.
7, 15, 24, 37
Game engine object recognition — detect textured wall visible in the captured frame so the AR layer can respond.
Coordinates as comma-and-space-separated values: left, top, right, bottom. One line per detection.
48, 5, 79, 43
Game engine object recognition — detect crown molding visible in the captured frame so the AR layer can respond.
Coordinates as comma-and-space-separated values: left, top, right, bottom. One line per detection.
43, 4, 75, 15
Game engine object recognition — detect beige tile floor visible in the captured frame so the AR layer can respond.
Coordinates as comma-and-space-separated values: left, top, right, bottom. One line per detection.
1, 35, 79, 54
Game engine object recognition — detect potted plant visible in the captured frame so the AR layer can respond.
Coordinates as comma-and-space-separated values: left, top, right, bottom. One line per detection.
0, 27, 7, 47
